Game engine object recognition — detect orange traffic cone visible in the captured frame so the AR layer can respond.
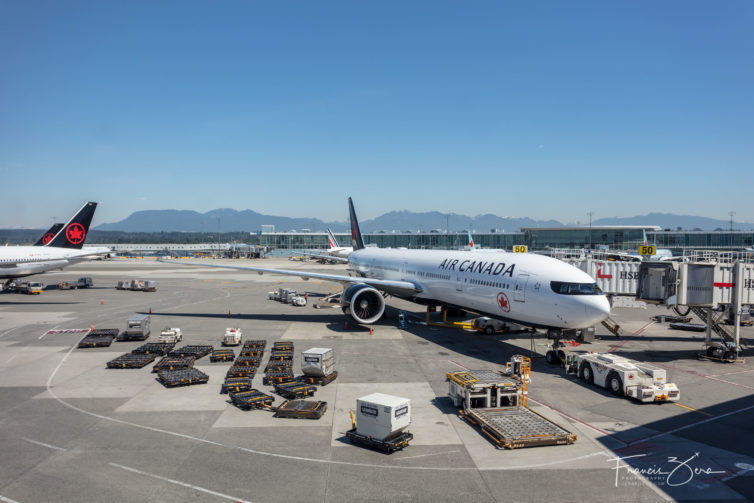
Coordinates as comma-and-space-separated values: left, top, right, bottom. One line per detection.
90, 324, 94, 331
101, 299, 104, 305
370, 326, 373, 335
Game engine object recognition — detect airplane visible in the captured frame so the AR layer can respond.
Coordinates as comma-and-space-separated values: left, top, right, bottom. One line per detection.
294, 228, 352, 263
0, 202, 106, 286
166, 198, 611, 336
33, 223, 64, 246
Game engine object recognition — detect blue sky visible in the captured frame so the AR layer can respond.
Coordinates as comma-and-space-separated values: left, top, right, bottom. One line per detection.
1, 1, 752, 228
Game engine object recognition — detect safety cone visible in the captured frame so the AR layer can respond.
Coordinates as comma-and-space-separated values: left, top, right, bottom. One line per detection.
149, 307, 152, 315
370, 326, 373, 335
101, 299, 104, 305
90, 324, 94, 331
344, 321, 348, 330
228, 310, 231, 318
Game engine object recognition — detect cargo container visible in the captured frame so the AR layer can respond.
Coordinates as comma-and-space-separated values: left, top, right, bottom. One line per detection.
301, 347, 335, 377
125, 313, 151, 338
355, 393, 411, 441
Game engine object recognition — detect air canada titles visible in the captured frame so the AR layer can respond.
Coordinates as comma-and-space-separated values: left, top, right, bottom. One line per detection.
438, 258, 516, 277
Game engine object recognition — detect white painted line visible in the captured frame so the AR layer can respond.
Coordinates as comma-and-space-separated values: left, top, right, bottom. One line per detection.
22, 437, 66, 452
0, 495, 20, 503
392, 450, 461, 461
109, 463, 253, 503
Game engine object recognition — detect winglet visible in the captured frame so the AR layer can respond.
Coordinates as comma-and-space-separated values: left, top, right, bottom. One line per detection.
35, 223, 64, 246
348, 197, 365, 251
47, 202, 98, 249
327, 228, 340, 249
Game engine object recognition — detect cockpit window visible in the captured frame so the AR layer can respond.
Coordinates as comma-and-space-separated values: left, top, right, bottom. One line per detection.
550, 281, 603, 295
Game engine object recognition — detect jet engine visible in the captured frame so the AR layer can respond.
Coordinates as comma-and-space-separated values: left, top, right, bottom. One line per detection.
342, 284, 385, 325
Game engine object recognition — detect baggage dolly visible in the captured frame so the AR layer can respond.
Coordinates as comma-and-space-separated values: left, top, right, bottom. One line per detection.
229, 389, 275, 409
297, 371, 338, 386
274, 400, 327, 419
274, 382, 317, 399
345, 411, 412, 454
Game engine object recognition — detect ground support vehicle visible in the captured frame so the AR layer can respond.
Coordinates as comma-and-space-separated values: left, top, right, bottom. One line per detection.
297, 371, 338, 386
57, 280, 77, 290
157, 327, 182, 344
169, 345, 214, 359
17, 282, 44, 294
651, 315, 692, 323
700, 341, 746, 363
460, 407, 576, 449
274, 382, 317, 399
229, 389, 274, 409
263, 370, 295, 385
132, 342, 176, 356
153, 356, 195, 373
77, 277, 93, 288
107, 353, 157, 369
669, 322, 706, 332
210, 349, 236, 362
473, 317, 509, 335
274, 400, 327, 419
223, 327, 242, 346
158, 368, 209, 387
222, 377, 253, 394
564, 352, 680, 402
116, 280, 131, 290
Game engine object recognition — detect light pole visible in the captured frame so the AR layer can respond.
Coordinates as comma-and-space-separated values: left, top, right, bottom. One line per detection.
587, 211, 594, 251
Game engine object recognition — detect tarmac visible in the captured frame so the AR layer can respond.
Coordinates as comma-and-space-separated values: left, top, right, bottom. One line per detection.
0, 257, 753, 503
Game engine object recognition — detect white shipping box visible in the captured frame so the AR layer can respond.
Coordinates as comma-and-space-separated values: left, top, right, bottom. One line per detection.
355, 393, 411, 441
302, 348, 335, 377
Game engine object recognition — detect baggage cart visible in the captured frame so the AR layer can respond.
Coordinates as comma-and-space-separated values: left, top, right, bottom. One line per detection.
243, 340, 267, 350
132, 342, 176, 356
106, 353, 156, 369
78, 332, 117, 348
89, 328, 119, 337
229, 389, 275, 409
297, 371, 338, 386
235, 356, 261, 367
263, 370, 295, 385
158, 368, 209, 387
240, 348, 264, 357
274, 382, 317, 399
222, 377, 253, 394
460, 407, 576, 449
169, 345, 214, 359
153, 356, 195, 373
226, 366, 256, 378
116, 331, 150, 342
269, 350, 293, 361
273, 341, 294, 351
265, 361, 292, 372
210, 349, 236, 362
274, 400, 327, 419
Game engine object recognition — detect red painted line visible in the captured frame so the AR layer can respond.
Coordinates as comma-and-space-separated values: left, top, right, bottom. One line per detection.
713, 282, 735, 287
528, 396, 627, 446
447, 359, 470, 370
608, 320, 655, 352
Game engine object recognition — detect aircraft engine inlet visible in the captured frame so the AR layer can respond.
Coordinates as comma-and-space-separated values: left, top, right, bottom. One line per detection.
342, 284, 385, 325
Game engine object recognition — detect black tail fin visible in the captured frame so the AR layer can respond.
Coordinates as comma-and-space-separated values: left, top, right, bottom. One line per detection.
47, 202, 98, 249
34, 223, 64, 246
348, 197, 365, 251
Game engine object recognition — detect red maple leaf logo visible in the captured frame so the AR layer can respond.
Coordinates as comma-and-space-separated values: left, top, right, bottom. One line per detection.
497, 292, 510, 313
66, 223, 86, 245
42, 233, 54, 245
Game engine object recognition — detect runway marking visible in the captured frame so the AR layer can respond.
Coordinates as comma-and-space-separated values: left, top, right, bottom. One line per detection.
478, 451, 610, 470
21, 437, 67, 451
108, 463, 253, 503
0, 326, 20, 339
0, 495, 20, 503
672, 403, 713, 417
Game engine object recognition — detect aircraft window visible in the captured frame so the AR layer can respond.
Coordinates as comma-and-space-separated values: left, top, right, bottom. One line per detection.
550, 281, 603, 295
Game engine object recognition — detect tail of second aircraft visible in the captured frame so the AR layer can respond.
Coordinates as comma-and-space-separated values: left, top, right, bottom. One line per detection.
467, 229, 475, 250
327, 228, 340, 249
47, 202, 98, 249
34, 223, 64, 246
348, 197, 365, 251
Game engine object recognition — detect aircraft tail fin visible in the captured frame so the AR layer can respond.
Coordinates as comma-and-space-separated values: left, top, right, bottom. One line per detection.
326, 228, 340, 249
47, 202, 98, 249
468, 229, 475, 250
642, 229, 648, 246
348, 197, 365, 251
35, 223, 64, 246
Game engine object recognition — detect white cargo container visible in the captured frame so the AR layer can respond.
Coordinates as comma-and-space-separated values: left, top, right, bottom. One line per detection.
301, 347, 334, 377
355, 393, 411, 441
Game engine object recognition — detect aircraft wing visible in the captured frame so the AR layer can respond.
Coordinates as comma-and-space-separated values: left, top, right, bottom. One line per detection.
162, 260, 423, 297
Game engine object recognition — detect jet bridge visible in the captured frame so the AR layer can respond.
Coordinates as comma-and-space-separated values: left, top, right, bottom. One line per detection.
636, 260, 753, 360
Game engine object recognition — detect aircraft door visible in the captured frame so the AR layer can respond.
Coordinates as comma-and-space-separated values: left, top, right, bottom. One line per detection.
455, 275, 463, 292
514, 274, 529, 302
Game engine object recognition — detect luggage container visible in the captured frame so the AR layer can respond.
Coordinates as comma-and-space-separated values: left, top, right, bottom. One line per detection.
222, 377, 253, 394
301, 347, 335, 377
355, 393, 411, 441
274, 400, 327, 419
169, 345, 214, 359
447, 370, 520, 409
346, 408, 412, 454
106, 353, 156, 369
210, 349, 236, 362
297, 371, 338, 386
153, 356, 195, 373
229, 389, 274, 409
132, 342, 175, 356
274, 382, 317, 399
158, 368, 209, 387
119, 313, 151, 341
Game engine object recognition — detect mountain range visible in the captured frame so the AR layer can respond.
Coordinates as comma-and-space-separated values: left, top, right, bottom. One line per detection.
94, 209, 754, 233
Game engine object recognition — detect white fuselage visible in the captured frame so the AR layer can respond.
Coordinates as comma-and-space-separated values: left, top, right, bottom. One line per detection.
326, 246, 353, 259
348, 248, 610, 330
0, 246, 97, 279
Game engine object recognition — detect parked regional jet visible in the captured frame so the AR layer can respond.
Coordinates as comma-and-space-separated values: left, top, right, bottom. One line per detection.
1, 202, 105, 285
167, 199, 610, 335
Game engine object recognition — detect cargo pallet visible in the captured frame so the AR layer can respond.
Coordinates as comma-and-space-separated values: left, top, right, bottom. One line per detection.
269, 351, 293, 361
229, 389, 275, 409
669, 322, 706, 332
169, 345, 214, 359
132, 342, 176, 356
651, 315, 692, 323
274, 382, 317, 399
265, 361, 292, 372
158, 368, 209, 387
235, 356, 261, 367
263, 371, 295, 385
274, 400, 327, 419
273, 341, 293, 351
222, 377, 253, 394
459, 407, 576, 449
89, 328, 120, 337
226, 366, 256, 378
243, 340, 267, 350
297, 371, 338, 386
78, 335, 116, 348
210, 349, 236, 362
346, 429, 413, 454
153, 356, 195, 373
116, 332, 150, 342
107, 353, 156, 369
239, 349, 264, 358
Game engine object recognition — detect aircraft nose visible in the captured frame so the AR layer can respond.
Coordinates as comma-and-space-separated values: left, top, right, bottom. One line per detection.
585, 296, 611, 325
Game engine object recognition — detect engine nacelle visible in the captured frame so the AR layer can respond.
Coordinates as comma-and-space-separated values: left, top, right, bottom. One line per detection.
342, 284, 385, 325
